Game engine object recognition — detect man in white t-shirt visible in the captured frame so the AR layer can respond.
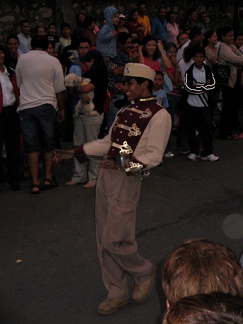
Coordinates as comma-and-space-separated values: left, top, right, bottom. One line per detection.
17, 20, 32, 54
16, 35, 66, 194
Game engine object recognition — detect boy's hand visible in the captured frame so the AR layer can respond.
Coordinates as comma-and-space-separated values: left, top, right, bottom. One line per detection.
99, 155, 120, 170
79, 94, 90, 104
57, 109, 65, 123
53, 149, 74, 163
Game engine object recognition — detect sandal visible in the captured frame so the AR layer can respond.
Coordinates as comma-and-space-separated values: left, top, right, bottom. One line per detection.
43, 177, 58, 189
31, 183, 41, 194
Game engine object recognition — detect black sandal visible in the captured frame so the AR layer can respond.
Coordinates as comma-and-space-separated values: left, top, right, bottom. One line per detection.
43, 177, 58, 189
31, 183, 41, 194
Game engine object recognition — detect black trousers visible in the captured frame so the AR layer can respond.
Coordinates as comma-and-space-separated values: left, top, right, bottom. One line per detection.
0, 105, 21, 184
185, 104, 213, 157
219, 81, 241, 138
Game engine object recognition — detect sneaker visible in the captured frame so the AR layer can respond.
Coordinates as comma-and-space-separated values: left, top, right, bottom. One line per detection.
98, 298, 129, 315
132, 265, 156, 303
164, 151, 174, 158
201, 154, 219, 162
187, 153, 199, 161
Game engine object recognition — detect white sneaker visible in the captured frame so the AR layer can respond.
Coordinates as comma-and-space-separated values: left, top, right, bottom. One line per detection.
187, 153, 199, 161
164, 151, 174, 158
201, 154, 219, 162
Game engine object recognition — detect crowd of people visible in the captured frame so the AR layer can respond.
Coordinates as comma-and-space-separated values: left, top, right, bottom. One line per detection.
0, 2, 243, 320
1, 2, 243, 192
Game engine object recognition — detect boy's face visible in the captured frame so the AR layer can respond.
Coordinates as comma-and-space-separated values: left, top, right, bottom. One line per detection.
131, 42, 139, 53
6, 38, 19, 54
138, 4, 147, 16
47, 43, 54, 55
132, 11, 139, 22
178, 34, 189, 46
235, 35, 243, 48
131, 33, 138, 40
37, 27, 46, 36
158, 8, 167, 21
78, 14, 85, 24
88, 21, 96, 31
78, 42, 90, 57
166, 47, 177, 60
21, 22, 30, 36
153, 74, 164, 90
124, 78, 145, 101
190, 11, 197, 22
222, 31, 234, 45
193, 53, 205, 68
113, 13, 119, 26
168, 13, 176, 23
48, 25, 56, 35
62, 27, 71, 37
200, 13, 208, 23
208, 32, 218, 46
121, 38, 132, 53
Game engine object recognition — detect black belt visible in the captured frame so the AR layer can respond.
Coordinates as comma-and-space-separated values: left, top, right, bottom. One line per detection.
2, 103, 17, 111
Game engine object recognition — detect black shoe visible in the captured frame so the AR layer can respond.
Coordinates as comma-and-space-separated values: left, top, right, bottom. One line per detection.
11, 184, 21, 191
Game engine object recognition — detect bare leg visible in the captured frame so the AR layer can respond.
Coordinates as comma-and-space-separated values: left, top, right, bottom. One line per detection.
44, 152, 54, 180
28, 152, 40, 185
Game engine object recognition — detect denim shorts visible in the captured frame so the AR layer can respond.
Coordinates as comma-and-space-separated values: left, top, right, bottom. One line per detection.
19, 104, 56, 153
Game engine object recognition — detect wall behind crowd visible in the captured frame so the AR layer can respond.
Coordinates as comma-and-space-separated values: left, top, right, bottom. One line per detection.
0, 0, 236, 44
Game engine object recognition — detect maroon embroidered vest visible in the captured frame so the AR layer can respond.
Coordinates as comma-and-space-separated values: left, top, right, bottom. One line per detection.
107, 97, 163, 158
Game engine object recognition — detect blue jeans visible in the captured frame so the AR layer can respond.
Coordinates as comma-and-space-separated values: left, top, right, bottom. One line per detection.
19, 104, 56, 153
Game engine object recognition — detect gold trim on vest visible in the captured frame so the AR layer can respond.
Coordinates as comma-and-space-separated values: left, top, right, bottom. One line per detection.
116, 123, 141, 137
111, 141, 133, 154
138, 96, 157, 102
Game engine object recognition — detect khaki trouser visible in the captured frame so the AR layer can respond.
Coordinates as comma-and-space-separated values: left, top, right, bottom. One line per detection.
95, 168, 153, 299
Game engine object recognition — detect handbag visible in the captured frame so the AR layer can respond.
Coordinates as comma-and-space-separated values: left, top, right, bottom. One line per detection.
213, 45, 231, 85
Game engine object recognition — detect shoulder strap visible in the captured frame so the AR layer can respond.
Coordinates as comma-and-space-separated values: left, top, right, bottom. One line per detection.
216, 44, 228, 65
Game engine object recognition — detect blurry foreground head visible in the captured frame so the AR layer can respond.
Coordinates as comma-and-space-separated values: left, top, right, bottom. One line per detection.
162, 292, 243, 324
162, 239, 243, 306
81, 49, 107, 72
31, 35, 49, 51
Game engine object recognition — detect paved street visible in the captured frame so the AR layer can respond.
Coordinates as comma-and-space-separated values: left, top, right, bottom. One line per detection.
1, 136, 243, 324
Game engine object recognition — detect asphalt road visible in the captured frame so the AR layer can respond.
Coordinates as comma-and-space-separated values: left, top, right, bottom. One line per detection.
1, 135, 243, 324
